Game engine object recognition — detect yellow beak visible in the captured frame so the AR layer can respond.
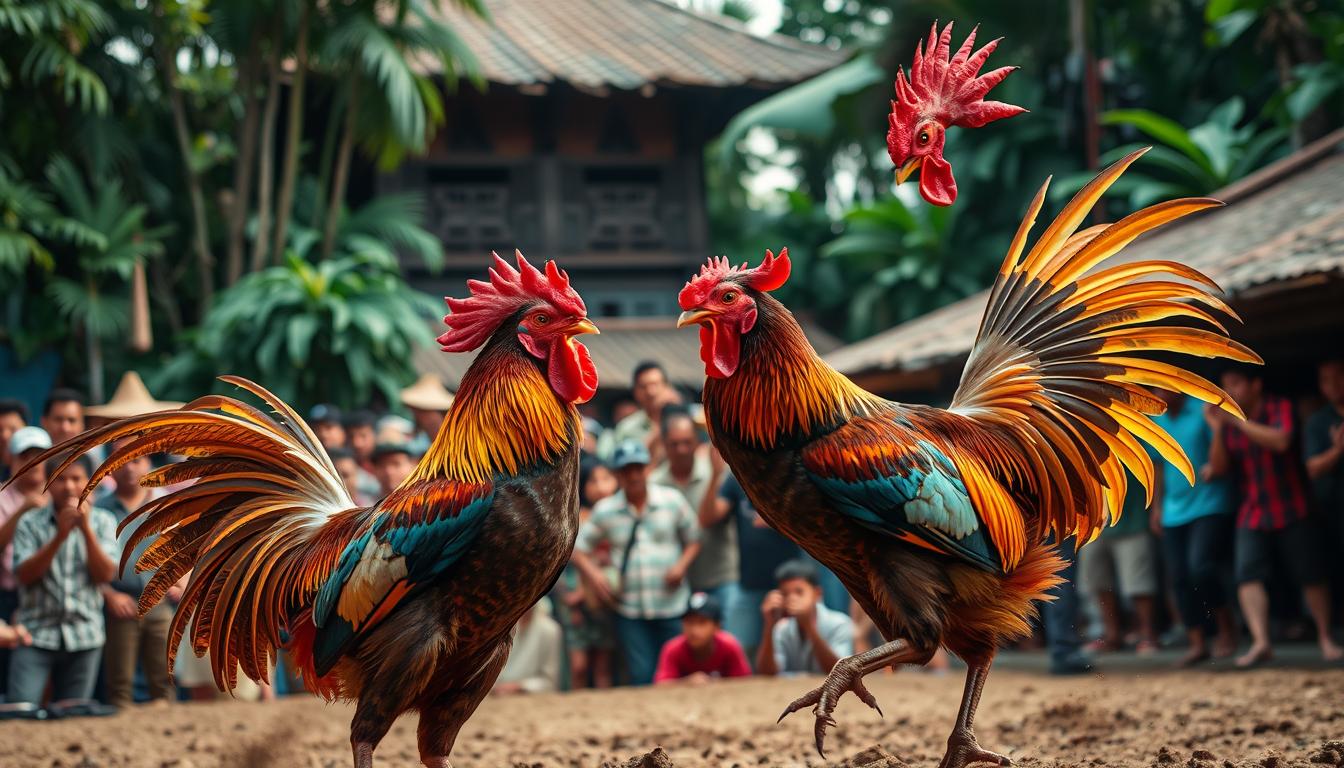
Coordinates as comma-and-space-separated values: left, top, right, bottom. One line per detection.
569, 318, 600, 336
677, 309, 714, 328
895, 156, 922, 186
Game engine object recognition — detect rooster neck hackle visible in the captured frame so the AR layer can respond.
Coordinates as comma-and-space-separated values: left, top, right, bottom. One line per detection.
410, 339, 576, 486
704, 297, 881, 450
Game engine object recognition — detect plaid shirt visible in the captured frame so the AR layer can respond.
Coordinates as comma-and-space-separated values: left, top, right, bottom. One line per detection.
576, 484, 699, 620
1223, 395, 1311, 531
10, 504, 120, 651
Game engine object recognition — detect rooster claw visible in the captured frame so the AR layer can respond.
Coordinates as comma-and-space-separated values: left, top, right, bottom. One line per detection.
775, 657, 883, 757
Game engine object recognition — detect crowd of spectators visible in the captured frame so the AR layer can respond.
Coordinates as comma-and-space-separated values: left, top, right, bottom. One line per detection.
1, 355, 1342, 714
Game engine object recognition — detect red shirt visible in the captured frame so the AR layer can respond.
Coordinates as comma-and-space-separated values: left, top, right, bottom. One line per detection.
1223, 395, 1311, 531
653, 630, 752, 683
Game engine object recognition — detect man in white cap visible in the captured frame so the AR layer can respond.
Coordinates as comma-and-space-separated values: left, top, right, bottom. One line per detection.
0, 426, 49, 701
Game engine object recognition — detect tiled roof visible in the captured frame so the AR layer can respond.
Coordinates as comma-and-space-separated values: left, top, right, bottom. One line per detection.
413, 316, 842, 392
423, 0, 845, 91
827, 132, 1344, 377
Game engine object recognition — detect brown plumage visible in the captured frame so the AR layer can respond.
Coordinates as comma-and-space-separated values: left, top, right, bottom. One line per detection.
6, 252, 601, 767
676, 149, 1259, 766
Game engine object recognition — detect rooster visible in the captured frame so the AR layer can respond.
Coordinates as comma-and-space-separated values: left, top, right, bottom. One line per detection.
10, 251, 599, 768
888, 21, 1027, 206
677, 149, 1259, 767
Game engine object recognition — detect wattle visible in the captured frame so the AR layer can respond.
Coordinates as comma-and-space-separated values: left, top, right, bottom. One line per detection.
548, 337, 598, 404
701, 321, 740, 379
919, 154, 957, 206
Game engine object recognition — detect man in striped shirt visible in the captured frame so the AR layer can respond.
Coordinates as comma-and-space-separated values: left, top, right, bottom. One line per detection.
7, 455, 119, 703
1209, 367, 1342, 667
572, 440, 701, 685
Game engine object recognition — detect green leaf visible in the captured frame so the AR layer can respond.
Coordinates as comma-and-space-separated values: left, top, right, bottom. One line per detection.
286, 313, 319, 367
1101, 109, 1211, 175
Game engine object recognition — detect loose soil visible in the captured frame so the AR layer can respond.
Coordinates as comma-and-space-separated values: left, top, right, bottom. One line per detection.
2, 667, 1341, 767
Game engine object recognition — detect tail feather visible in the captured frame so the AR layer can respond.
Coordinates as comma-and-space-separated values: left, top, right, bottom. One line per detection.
952, 148, 1262, 544
7, 376, 359, 692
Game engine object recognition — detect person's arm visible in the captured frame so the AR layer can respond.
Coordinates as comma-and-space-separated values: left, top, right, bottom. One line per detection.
16, 510, 76, 586
1204, 407, 1231, 479
82, 508, 118, 584
698, 451, 731, 529
755, 591, 783, 675
1223, 399, 1293, 453
663, 541, 701, 589
664, 497, 702, 588
0, 490, 46, 552
798, 610, 843, 674
1306, 421, 1344, 480
652, 639, 681, 685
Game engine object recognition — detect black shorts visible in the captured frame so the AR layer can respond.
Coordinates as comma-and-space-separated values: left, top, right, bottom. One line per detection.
1234, 518, 1328, 586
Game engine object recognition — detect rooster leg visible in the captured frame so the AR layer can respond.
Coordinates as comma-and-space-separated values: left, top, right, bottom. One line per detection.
778, 638, 931, 758
350, 697, 397, 768
938, 663, 1010, 768
416, 639, 511, 767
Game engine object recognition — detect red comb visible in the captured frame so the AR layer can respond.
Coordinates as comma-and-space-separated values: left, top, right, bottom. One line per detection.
438, 250, 586, 352
679, 249, 790, 310
888, 21, 1025, 155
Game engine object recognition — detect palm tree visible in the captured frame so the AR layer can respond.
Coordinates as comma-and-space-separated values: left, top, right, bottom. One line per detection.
43, 156, 169, 400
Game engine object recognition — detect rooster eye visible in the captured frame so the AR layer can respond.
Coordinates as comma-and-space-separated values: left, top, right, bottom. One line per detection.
721, 290, 738, 303
918, 130, 930, 145
533, 313, 550, 326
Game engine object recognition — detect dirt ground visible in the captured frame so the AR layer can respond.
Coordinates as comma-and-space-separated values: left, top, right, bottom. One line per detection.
2, 665, 1342, 768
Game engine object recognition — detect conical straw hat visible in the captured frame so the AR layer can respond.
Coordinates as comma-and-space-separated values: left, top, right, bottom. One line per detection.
400, 374, 455, 411
85, 371, 185, 418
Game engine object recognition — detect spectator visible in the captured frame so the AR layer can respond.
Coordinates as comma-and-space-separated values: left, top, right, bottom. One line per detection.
611, 399, 639, 427
0, 426, 50, 701
580, 417, 604, 457
401, 374, 454, 457
309, 404, 345, 451
1040, 541, 1093, 675
8, 455, 119, 704
330, 448, 374, 507
756, 560, 853, 675
705, 468, 800, 662
376, 415, 416, 448
344, 411, 378, 468
555, 458, 618, 690
1209, 367, 1342, 665
652, 407, 738, 607
653, 592, 750, 685
1305, 358, 1344, 547
97, 437, 175, 708
0, 618, 31, 650
611, 362, 677, 458
0, 398, 29, 482
1150, 390, 1235, 667
1079, 471, 1159, 654
493, 601, 563, 695
371, 443, 416, 497
41, 388, 86, 445
571, 440, 701, 685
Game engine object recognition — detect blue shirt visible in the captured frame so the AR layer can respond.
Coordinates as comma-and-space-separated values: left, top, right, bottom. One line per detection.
1151, 400, 1231, 527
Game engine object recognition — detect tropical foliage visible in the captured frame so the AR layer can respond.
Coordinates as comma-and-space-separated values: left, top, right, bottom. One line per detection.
0, 0, 481, 405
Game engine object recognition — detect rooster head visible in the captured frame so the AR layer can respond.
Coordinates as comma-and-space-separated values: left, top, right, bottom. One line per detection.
887, 21, 1026, 207
677, 249, 790, 379
438, 250, 599, 404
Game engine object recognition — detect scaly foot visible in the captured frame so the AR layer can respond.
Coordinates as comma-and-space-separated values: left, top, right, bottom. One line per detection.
938, 730, 1011, 768
777, 656, 882, 758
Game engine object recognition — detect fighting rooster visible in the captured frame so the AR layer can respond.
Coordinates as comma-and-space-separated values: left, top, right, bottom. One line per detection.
677, 149, 1259, 767
10, 251, 599, 767
888, 21, 1026, 206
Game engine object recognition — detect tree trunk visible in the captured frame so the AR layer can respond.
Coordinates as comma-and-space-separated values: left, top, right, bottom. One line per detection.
272, 1, 309, 260
224, 35, 261, 286
321, 86, 358, 261
158, 45, 215, 315
250, 23, 284, 272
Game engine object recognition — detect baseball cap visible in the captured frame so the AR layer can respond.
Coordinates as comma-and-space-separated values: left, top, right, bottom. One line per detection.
371, 442, 414, 462
8, 426, 52, 457
309, 404, 342, 425
611, 440, 651, 469
683, 592, 722, 623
